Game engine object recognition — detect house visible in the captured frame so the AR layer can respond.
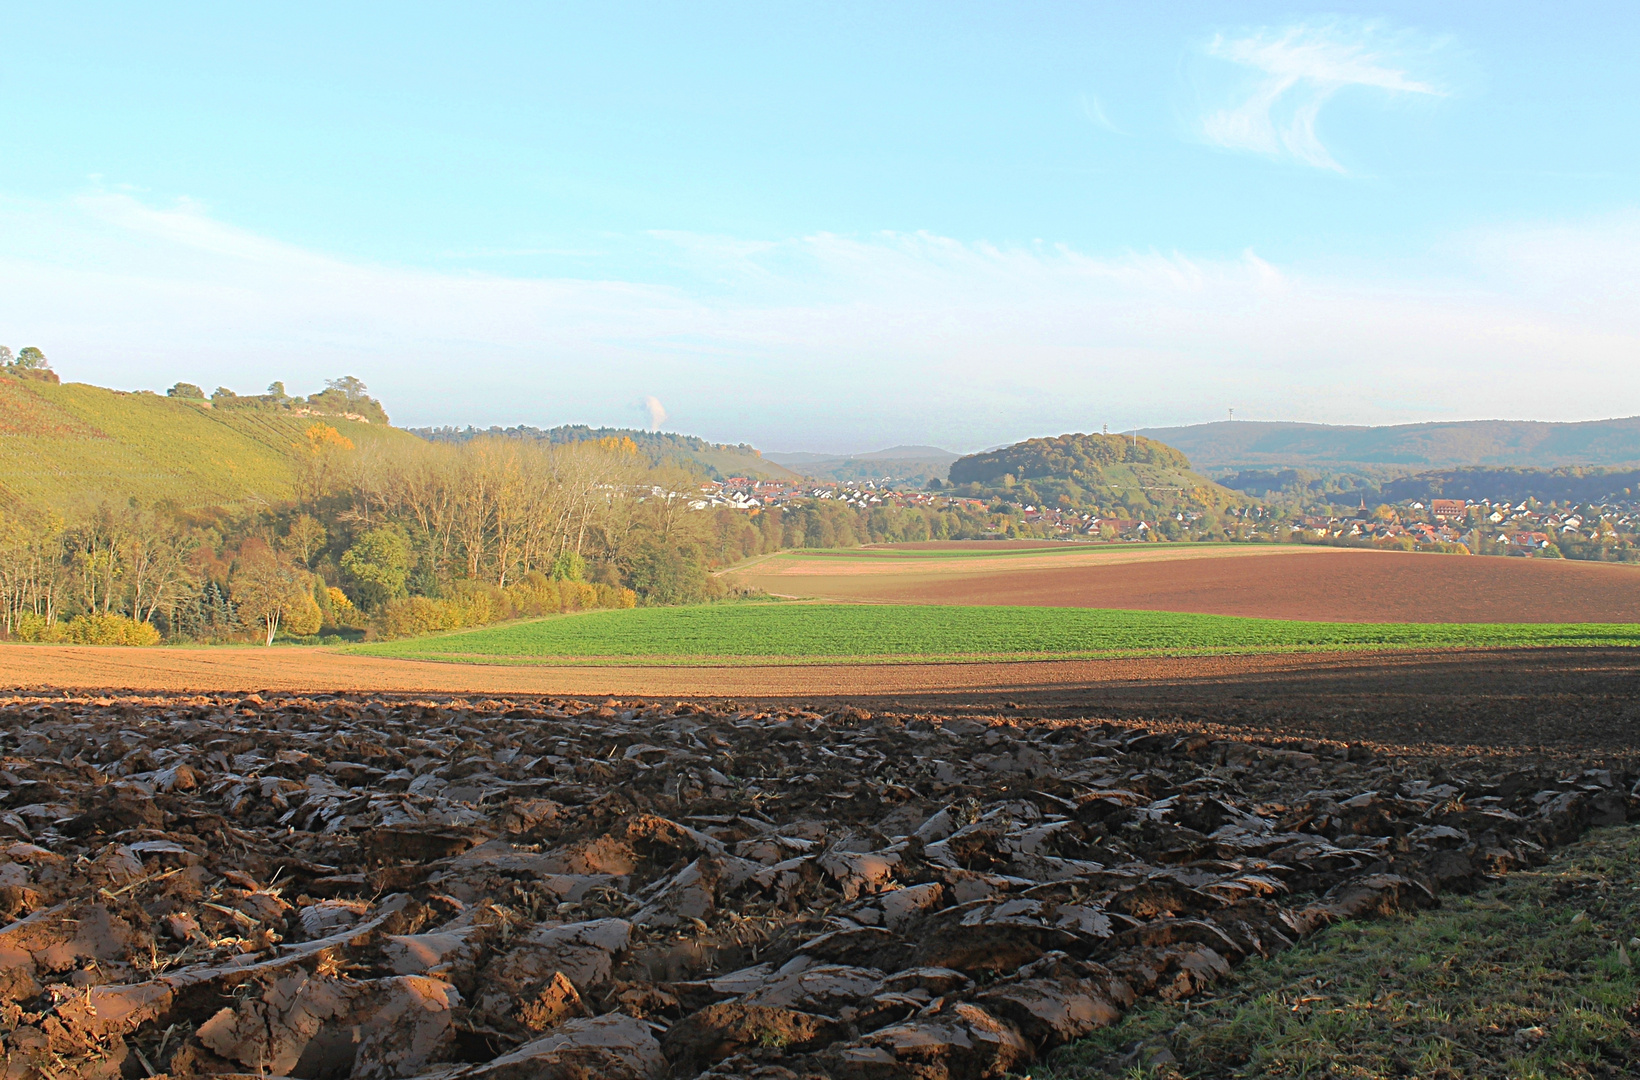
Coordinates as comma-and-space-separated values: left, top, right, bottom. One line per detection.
1430, 499, 1467, 522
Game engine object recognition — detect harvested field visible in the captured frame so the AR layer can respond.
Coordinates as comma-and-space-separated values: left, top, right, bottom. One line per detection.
736, 545, 1640, 623
0, 690, 1632, 1080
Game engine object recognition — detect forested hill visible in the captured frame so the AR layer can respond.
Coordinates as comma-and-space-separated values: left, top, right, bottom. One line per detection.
0, 373, 410, 512
1138, 417, 1640, 471
412, 424, 798, 481
764, 445, 959, 485
945, 432, 1240, 514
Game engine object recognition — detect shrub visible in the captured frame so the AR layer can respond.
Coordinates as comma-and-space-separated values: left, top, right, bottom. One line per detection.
9, 611, 63, 642
373, 596, 444, 640
282, 591, 324, 637
62, 614, 162, 646
558, 579, 597, 612
506, 571, 560, 616
9, 612, 159, 645
440, 580, 509, 628
596, 583, 638, 609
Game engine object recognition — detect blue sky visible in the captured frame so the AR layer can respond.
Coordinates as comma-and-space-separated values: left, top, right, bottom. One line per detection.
2, 3, 1637, 451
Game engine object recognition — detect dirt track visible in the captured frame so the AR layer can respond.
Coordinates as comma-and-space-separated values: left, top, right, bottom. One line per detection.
739, 546, 1640, 623
5, 643, 1639, 752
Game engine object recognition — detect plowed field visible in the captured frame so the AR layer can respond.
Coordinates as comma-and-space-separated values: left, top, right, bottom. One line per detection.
735, 544, 1640, 623
5, 643, 1640, 752
0, 681, 1633, 1080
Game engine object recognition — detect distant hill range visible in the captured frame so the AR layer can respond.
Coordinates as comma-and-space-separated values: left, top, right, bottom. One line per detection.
1137, 417, 1640, 471
1225, 465, 1640, 506
412, 424, 798, 482
0, 372, 409, 512
945, 432, 1241, 514
764, 445, 958, 485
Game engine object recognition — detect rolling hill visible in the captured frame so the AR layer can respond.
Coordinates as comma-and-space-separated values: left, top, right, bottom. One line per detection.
413, 424, 799, 481
944, 431, 1242, 513
764, 444, 958, 485
1137, 417, 1640, 472
0, 374, 414, 512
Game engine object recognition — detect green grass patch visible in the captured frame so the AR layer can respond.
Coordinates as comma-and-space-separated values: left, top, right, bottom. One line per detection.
779, 543, 1252, 562
1039, 826, 1640, 1079
349, 604, 1640, 666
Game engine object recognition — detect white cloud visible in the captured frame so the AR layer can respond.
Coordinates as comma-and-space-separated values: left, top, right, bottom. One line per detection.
1079, 94, 1122, 134
0, 192, 1637, 450
1199, 20, 1446, 171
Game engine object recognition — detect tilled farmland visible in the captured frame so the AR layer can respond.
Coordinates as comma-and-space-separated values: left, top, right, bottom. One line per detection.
0, 692, 1633, 1080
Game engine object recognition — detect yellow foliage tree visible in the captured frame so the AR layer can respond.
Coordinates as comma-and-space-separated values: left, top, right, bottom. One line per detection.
294, 423, 356, 504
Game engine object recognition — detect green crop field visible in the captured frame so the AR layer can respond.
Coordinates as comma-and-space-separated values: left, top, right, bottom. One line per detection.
351, 602, 1640, 666
0, 376, 416, 510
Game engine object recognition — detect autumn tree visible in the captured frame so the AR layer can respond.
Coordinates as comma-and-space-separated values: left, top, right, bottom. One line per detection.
295, 422, 356, 504
282, 513, 327, 566
232, 543, 319, 645
0, 512, 67, 634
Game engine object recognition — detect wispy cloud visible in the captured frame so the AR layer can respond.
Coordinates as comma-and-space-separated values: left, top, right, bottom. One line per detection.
1, 192, 1636, 447
1199, 20, 1446, 171
1079, 93, 1122, 134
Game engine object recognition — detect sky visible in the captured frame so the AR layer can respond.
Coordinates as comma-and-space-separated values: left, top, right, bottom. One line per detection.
1, 2, 1638, 452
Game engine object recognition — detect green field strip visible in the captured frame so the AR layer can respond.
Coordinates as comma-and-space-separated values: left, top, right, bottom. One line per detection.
773, 543, 1247, 561
350, 603, 1640, 666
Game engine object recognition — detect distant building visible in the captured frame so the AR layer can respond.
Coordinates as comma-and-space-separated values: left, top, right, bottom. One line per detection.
1430, 498, 1467, 522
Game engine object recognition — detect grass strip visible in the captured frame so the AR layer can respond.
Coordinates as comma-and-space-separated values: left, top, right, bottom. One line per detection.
349, 604, 1640, 666
1039, 826, 1640, 1080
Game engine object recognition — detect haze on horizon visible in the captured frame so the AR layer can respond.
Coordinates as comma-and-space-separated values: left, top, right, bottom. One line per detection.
1, 2, 1637, 455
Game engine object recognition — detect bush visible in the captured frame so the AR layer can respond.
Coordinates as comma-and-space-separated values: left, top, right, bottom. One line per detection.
67, 614, 162, 645
282, 591, 324, 636
558, 579, 597, 612
372, 596, 445, 640
9, 611, 62, 642
505, 572, 558, 617
596, 583, 638, 609
8, 612, 159, 645
439, 579, 508, 627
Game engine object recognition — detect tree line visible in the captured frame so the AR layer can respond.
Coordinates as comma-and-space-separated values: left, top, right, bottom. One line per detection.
0, 414, 1000, 645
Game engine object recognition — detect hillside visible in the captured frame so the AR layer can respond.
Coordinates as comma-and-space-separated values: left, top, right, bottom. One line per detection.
0, 375, 412, 511
1221, 465, 1640, 507
1137, 417, 1640, 471
412, 424, 798, 481
765, 444, 958, 485
944, 432, 1241, 514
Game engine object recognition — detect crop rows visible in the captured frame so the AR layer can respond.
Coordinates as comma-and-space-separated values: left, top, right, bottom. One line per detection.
357, 603, 1640, 664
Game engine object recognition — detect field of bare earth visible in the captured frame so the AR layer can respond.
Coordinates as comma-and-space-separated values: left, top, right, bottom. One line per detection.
0, 680, 1633, 1080
4, 643, 1640, 753
732, 543, 1640, 623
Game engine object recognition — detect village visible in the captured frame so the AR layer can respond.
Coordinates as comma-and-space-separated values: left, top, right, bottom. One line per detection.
686, 476, 1640, 561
